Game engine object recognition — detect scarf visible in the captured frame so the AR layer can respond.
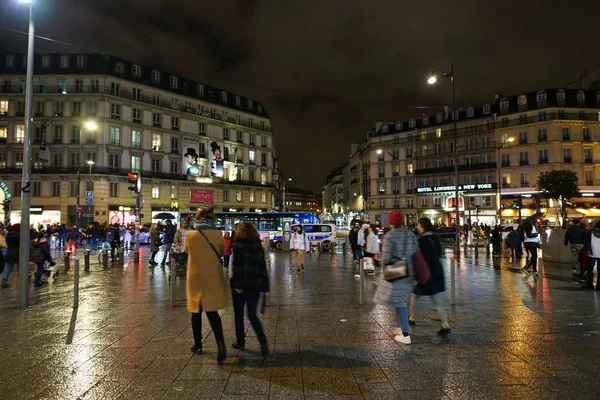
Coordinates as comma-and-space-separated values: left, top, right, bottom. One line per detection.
195, 218, 218, 230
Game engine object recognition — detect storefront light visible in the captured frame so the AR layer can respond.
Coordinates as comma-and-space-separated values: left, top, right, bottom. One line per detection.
196, 177, 213, 184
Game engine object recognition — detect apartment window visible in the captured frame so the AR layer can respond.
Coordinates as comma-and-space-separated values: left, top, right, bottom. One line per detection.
105, 127, 119, 146
223, 190, 229, 202
249, 150, 255, 164
261, 152, 267, 166
220, 91, 228, 103
109, 182, 118, 197
85, 181, 93, 193
69, 152, 80, 167
131, 155, 141, 172
110, 82, 120, 96
171, 137, 179, 154
420, 198, 428, 208
132, 64, 142, 78
538, 128, 548, 142
15, 124, 25, 143
133, 88, 142, 102
250, 133, 256, 145
236, 191, 242, 202
152, 70, 160, 84
59, 80, 68, 95
260, 172, 267, 185
151, 159, 161, 172
199, 142, 207, 158
31, 182, 41, 197
501, 154, 511, 167
536, 91, 546, 102
86, 152, 95, 163
52, 153, 62, 167
465, 138, 473, 151
199, 123, 206, 135
152, 93, 160, 106
109, 154, 120, 169
237, 131, 243, 142
17, 101, 25, 115
564, 148, 572, 163
69, 181, 77, 197
14, 152, 23, 168
248, 192, 255, 203
54, 101, 63, 116
170, 76, 178, 89
247, 99, 253, 110
41, 55, 50, 68
151, 186, 160, 199
72, 101, 81, 116
5, 55, 14, 68
52, 182, 60, 197
518, 131, 528, 144
74, 80, 83, 93
110, 104, 121, 119
170, 161, 180, 174
90, 79, 99, 92
378, 165, 385, 178
585, 170, 593, 185
539, 149, 548, 164
196, 84, 204, 96
152, 113, 161, 127
583, 127, 591, 141
584, 148, 593, 163
152, 133, 162, 151
87, 101, 97, 116
520, 173, 528, 187
0, 127, 6, 143
519, 151, 529, 166
130, 130, 141, 149
0, 100, 7, 116
133, 108, 141, 123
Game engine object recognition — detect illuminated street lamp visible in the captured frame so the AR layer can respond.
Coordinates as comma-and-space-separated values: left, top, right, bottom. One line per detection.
377, 148, 399, 210
497, 135, 515, 224
76, 121, 98, 254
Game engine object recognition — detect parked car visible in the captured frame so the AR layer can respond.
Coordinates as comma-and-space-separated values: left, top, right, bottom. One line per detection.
435, 226, 457, 242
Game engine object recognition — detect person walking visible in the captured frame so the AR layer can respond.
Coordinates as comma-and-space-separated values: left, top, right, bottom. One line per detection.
58, 223, 67, 248
581, 221, 600, 290
564, 219, 586, 275
149, 224, 160, 265
349, 226, 360, 264
174, 219, 190, 245
408, 218, 450, 337
521, 221, 540, 276
184, 208, 228, 361
30, 232, 54, 287
229, 222, 270, 356
491, 225, 502, 257
66, 225, 79, 258
223, 231, 232, 268
290, 225, 310, 273
373, 210, 418, 345
363, 224, 379, 274
161, 220, 176, 266
1, 224, 20, 288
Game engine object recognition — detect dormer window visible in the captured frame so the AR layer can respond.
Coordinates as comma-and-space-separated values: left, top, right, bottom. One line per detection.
76, 55, 86, 69
132, 64, 142, 78
536, 90, 547, 102
152, 70, 160, 84
170, 76, 178, 89
4, 55, 14, 68
257, 104, 263, 114
467, 108, 474, 118
382, 124, 389, 133
557, 89, 565, 101
60, 55, 69, 68
436, 113, 443, 123
115, 62, 125, 74
197, 84, 204, 96
395, 121, 402, 130
221, 91, 228, 103
577, 90, 585, 101
517, 95, 527, 106
247, 99, 253, 110
483, 104, 491, 114
500, 98, 509, 109
423, 115, 429, 125
235, 96, 241, 106
409, 119, 416, 128
41, 55, 50, 68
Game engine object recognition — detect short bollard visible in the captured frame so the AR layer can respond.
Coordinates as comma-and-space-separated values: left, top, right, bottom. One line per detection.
102, 249, 109, 268
73, 259, 80, 308
64, 250, 71, 273
133, 250, 140, 265
170, 259, 177, 308
358, 259, 364, 305
537, 257, 544, 303
84, 249, 90, 272
118, 247, 125, 266
451, 257, 456, 305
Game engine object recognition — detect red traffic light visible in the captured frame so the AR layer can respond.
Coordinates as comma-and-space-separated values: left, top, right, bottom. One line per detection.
127, 172, 138, 180
535, 217, 543, 224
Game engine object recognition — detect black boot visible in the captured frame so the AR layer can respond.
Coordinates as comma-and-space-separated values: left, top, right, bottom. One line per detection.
1, 279, 9, 288
217, 341, 227, 363
259, 336, 269, 358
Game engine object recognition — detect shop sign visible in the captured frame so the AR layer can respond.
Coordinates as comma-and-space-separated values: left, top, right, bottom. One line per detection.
31, 206, 44, 215
190, 189, 213, 203
417, 183, 497, 193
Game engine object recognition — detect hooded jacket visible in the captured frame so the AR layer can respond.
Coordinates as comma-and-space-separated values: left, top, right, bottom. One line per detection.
30, 238, 52, 264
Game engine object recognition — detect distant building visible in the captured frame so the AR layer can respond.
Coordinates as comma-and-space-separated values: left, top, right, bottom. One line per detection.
285, 187, 320, 213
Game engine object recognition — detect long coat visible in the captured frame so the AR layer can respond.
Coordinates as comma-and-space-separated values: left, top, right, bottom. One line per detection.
373, 227, 418, 308
414, 233, 445, 296
184, 229, 229, 313
150, 229, 160, 252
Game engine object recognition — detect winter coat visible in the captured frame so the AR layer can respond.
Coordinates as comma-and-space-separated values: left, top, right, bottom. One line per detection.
373, 227, 418, 308
150, 229, 160, 252
290, 232, 310, 251
30, 239, 52, 264
231, 239, 270, 295
4, 230, 20, 264
163, 223, 176, 244
349, 229, 358, 246
365, 230, 379, 254
67, 228, 79, 242
565, 224, 586, 246
414, 232, 445, 296
174, 228, 189, 244
184, 224, 228, 313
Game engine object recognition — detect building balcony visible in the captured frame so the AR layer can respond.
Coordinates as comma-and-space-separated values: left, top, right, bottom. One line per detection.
586, 180, 594, 185
537, 136, 547, 142
519, 160, 529, 166
564, 157, 572, 163
584, 135, 592, 142
585, 158, 593, 164
518, 138, 528, 145
520, 181, 529, 187
539, 158, 548, 164
563, 135, 571, 141
502, 183, 511, 188
378, 174, 385, 178
501, 161, 510, 167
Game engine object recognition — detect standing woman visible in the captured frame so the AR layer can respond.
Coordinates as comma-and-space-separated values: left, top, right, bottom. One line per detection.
184, 208, 228, 361
521, 221, 540, 276
491, 225, 502, 257
223, 231, 232, 269
373, 210, 418, 345
363, 224, 379, 274
149, 223, 160, 265
229, 222, 270, 356
290, 225, 310, 273
409, 218, 450, 337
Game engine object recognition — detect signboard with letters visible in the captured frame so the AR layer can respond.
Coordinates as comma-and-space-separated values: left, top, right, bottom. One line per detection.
417, 183, 497, 194
190, 189, 214, 203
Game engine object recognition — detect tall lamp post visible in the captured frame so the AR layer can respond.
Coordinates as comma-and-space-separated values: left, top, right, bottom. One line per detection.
427, 63, 460, 256
76, 121, 97, 255
17, 0, 35, 308
376, 149, 399, 210
282, 177, 292, 211
496, 135, 515, 225
86, 160, 94, 225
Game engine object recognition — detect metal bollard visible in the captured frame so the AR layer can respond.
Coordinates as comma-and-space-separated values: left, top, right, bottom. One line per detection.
118, 247, 125, 266
102, 248, 109, 269
474, 243, 479, 259
358, 258, 364, 305
170, 258, 177, 308
451, 258, 456, 305
537, 257, 544, 303
133, 250, 140, 265
73, 259, 80, 308
84, 249, 90, 272
64, 250, 71, 272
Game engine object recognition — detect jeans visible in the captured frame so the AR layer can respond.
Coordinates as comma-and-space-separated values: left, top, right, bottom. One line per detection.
223, 255, 231, 269
585, 257, 599, 286
232, 289, 265, 346
409, 292, 448, 324
2, 263, 14, 282
191, 302, 224, 348
161, 243, 173, 264
395, 306, 410, 335
524, 244, 538, 272
33, 261, 45, 286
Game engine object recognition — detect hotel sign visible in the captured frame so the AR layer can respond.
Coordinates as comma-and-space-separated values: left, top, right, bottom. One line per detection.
417, 183, 497, 193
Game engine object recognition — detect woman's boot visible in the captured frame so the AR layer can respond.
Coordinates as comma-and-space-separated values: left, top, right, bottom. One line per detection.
259, 336, 269, 358
217, 341, 227, 363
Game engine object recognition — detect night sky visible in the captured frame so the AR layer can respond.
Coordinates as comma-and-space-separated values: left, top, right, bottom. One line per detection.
2, 0, 600, 192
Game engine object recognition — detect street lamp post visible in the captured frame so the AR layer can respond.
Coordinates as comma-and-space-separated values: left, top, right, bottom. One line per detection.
496, 135, 515, 225
76, 121, 97, 255
282, 178, 291, 212
376, 149, 398, 210
18, 0, 35, 308
87, 160, 94, 225
428, 63, 460, 256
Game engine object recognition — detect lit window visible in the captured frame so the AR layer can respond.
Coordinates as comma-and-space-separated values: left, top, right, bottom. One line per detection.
171, 186, 177, 199
152, 186, 160, 199
236, 191, 242, 202
249, 192, 255, 203
247, 99, 253, 110
261, 193, 267, 203
436, 113, 443, 123
409, 119, 416, 128
152, 133, 162, 151
536, 90, 547, 102
131, 156, 141, 172
0, 127, 7, 141
436, 128, 442, 138
109, 127, 121, 146
518, 95, 527, 105
221, 91, 228, 103
152, 70, 160, 84
249, 150, 255, 163
467, 108, 474, 118
15, 124, 25, 143
0, 100, 8, 115
382, 124, 388, 133
395, 121, 402, 130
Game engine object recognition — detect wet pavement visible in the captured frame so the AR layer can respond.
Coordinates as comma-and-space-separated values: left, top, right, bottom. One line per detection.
0, 244, 599, 399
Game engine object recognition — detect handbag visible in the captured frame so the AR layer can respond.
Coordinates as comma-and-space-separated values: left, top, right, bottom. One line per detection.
413, 250, 430, 285
382, 259, 408, 282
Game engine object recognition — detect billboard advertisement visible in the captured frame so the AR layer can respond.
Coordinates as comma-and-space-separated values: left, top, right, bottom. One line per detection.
209, 141, 224, 178
190, 189, 214, 203
182, 136, 201, 176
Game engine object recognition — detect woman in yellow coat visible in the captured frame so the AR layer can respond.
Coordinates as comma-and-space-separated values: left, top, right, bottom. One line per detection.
184, 208, 228, 362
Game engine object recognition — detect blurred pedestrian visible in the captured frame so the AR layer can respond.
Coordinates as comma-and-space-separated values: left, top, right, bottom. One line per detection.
581, 221, 600, 290
373, 210, 418, 345
175, 219, 190, 245
521, 221, 540, 276
409, 218, 450, 337
223, 231, 232, 268
30, 232, 54, 287
363, 224, 379, 274
565, 219, 586, 275
149, 223, 160, 265
349, 226, 360, 264
161, 219, 176, 266
184, 208, 228, 361
1, 224, 20, 288
290, 225, 310, 273
66, 225, 79, 258
491, 225, 502, 257
229, 222, 270, 356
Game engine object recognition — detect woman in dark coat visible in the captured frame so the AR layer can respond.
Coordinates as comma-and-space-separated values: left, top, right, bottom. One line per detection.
408, 217, 450, 337
491, 225, 502, 257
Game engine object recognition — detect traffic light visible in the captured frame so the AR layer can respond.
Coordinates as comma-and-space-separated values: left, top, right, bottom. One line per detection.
2, 199, 10, 212
128, 172, 141, 194
535, 216, 543, 225
512, 197, 522, 209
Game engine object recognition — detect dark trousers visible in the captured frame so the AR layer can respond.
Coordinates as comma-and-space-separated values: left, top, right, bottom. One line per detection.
161, 243, 173, 264
33, 261, 46, 285
150, 251, 158, 263
585, 257, 599, 286
232, 289, 265, 346
191, 303, 225, 348
351, 244, 359, 260
524, 244, 538, 272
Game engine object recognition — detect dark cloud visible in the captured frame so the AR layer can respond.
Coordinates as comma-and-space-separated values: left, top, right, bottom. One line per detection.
2, 0, 600, 191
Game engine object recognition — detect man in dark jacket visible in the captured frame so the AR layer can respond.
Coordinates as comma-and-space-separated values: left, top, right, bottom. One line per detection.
564, 219, 586, 275
30, 232, 53, 287
349, 226, 359, 264
581, 221, 600, 289
106, 224, 121, 260
2, 224, 20, 287
161, 220, 177, 265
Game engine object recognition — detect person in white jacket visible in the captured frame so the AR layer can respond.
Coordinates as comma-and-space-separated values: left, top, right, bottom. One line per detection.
363, 225, 379, 274
290, 225, 310, 273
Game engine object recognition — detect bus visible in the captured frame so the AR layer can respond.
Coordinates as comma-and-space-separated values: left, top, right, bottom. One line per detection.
178, 211, 320, 240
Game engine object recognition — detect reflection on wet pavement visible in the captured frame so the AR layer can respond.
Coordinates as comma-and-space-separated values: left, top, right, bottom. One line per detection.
0, 246, 598, 399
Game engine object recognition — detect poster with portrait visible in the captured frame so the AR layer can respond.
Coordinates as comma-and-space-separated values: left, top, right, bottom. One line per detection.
182, 136, 200, 176
209, 141, 224, 178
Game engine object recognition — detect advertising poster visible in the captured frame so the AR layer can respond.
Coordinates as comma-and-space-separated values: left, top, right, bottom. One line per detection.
209, 141, 224, 178
182, 136, 200, 176
190, 189, 214, 203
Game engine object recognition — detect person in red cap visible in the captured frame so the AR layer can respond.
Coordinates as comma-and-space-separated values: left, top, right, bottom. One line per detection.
373, 210, 418, 345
